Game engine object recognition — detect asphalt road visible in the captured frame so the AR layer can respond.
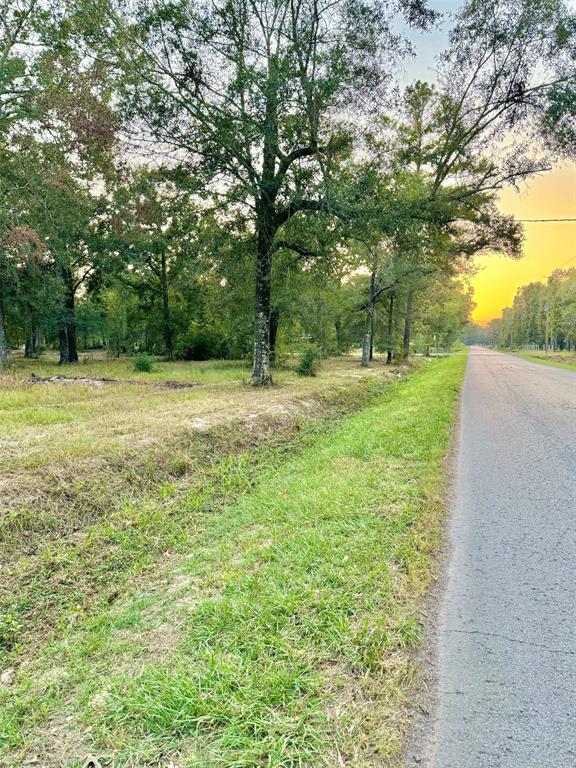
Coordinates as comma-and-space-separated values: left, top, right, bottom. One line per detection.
430, 348, 576, 768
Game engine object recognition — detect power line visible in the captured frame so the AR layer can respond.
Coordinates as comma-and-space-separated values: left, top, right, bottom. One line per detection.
518, 217, 576, 222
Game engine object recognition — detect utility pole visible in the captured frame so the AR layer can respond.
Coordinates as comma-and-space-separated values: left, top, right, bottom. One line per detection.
544, 303, 550, 355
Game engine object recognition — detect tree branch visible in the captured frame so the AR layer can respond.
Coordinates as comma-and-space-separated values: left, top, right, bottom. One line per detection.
275, 197, 328, 227
272, 239, 318, 260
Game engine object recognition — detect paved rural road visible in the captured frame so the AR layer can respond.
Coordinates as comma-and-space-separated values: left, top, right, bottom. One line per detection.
430, 347, 576, 768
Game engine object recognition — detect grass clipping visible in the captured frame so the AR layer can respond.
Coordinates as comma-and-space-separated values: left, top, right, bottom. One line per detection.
0, 354, 466, 768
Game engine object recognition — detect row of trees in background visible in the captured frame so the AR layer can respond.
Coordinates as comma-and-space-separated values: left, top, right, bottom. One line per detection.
1, 0, 575, 383
477, 269, 576, 351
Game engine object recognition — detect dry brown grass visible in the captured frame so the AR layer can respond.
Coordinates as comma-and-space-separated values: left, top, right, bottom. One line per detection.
1, 355, 396, 510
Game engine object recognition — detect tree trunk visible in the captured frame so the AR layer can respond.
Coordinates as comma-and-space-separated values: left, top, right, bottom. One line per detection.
0, 298, 9, 369
269, 306, 280, 367
58, 326, 69, 365
369, 307, 375, 361
361, 309, 372, 367
335, 317, 343, 353
24, 335, 34, 358
402, 288, 413, 358
35, 326, 44, 351
67, 320, 79, 363
386, 292, 395, 365
250, 55, 279, 387
251, 223, 273, 385
160, 251, 173, 360
62, 271, 78, 363
362, 271, 377, 367
361, 332, 371, 366
24, 305, 35, 358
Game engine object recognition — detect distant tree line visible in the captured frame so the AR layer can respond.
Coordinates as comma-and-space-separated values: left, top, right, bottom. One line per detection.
1, 0, 575, 382
486, 268, 576, 351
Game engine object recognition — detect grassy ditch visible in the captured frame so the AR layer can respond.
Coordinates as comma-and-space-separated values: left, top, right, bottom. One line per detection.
0, 353, 467, 767
1, 363, 401, 660
516, 349, 576, 371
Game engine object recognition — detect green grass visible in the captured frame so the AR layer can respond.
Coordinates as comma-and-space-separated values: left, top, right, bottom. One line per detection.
3, 352, 252, 384
1, 376, 397, 662
516, 350, 576, 370
0, 353, 467, 767
1, 355, 410, 685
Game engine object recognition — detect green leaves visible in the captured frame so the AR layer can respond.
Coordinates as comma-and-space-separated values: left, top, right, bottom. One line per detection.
542, 85, 576, 154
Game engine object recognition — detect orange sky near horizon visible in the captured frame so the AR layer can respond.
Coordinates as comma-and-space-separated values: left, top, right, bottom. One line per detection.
470, 162, 576, 326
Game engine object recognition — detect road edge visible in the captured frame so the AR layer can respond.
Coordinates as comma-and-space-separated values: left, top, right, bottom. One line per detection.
400, 352, 468, 767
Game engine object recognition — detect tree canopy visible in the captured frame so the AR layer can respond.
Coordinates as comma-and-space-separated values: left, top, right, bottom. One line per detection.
1, 0, 575, 375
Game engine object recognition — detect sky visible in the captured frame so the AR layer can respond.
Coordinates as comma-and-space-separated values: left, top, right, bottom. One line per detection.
471, 165, 576, 325
400, 0, 576, 326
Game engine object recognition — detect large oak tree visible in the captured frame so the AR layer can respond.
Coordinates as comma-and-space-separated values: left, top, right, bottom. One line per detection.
90, 0, 436, 384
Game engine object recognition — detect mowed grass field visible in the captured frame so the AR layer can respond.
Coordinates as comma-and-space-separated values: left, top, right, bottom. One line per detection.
0, 352, 467, 767
1, 352, 390, 507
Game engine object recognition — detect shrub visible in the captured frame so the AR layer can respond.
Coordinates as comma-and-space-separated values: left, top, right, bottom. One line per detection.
175, 328, 229, 361
133, 353, 154, 372
296, 346, 320, 377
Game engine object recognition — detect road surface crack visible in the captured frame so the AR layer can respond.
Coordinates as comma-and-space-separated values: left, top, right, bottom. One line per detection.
448, 628, 575, 657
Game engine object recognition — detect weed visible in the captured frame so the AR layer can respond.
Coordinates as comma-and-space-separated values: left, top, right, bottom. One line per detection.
0, 613, 21, 651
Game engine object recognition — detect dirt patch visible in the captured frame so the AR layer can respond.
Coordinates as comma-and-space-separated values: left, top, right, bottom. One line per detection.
23, 713, 91, 768
27, 375, 118, 386
160, 380, 202, 389
26, 375, 201, 389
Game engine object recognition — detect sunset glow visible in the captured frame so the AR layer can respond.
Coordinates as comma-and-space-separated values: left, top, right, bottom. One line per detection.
470, 162, 576, 325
